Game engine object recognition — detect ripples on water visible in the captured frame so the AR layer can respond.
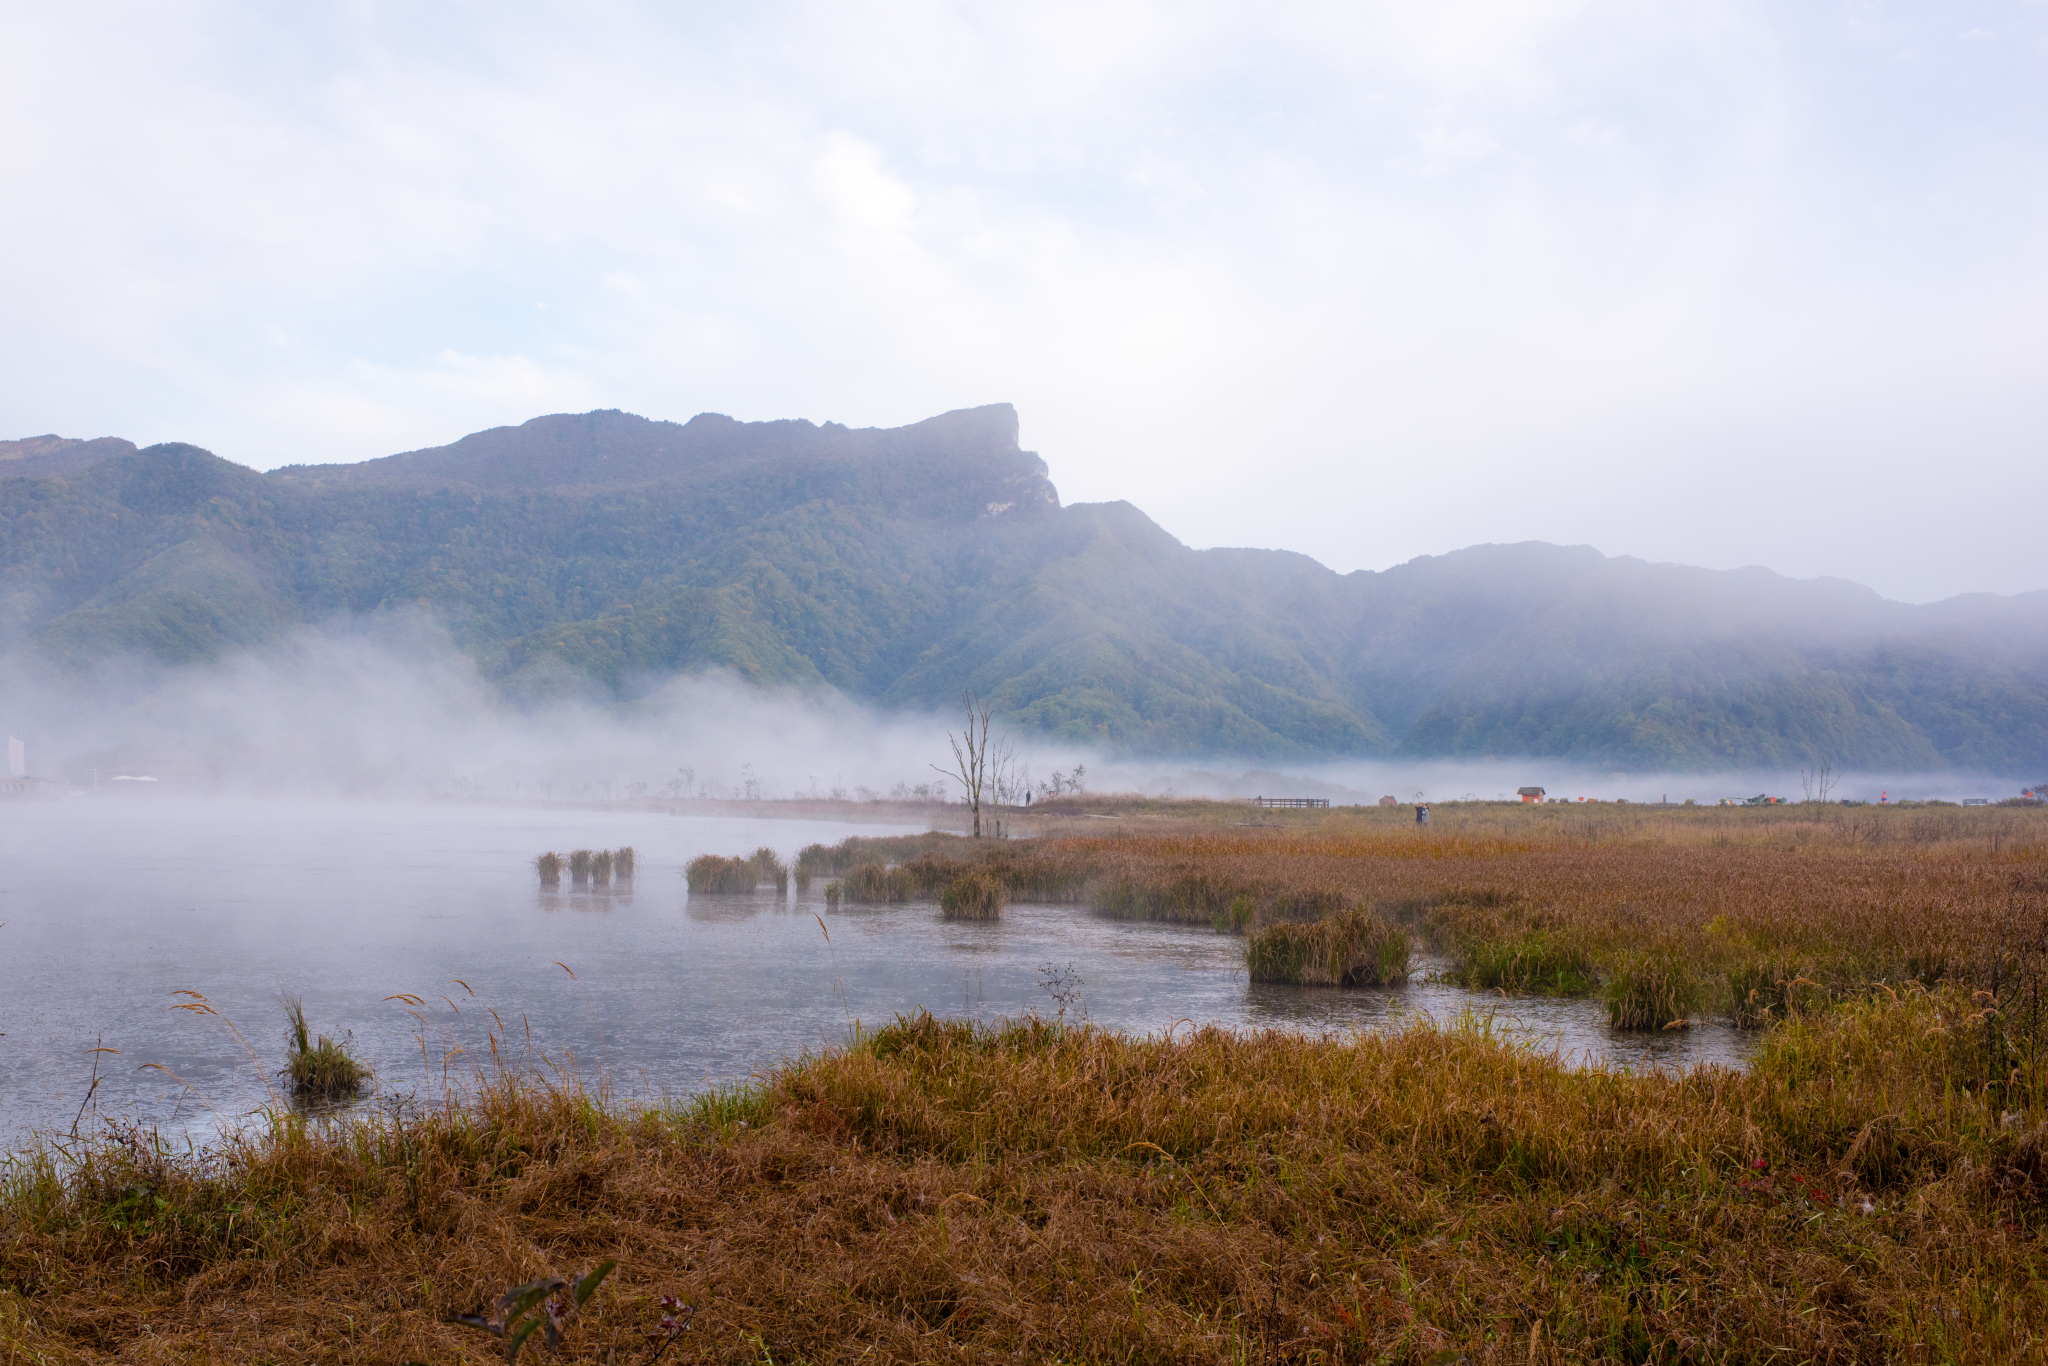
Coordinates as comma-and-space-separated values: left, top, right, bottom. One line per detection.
0, 800, 1752, 1148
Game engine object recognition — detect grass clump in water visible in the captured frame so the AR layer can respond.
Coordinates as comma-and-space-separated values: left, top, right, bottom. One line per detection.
614, 846, 635, 881
535, 851, 563, 888
1606, 949, 1705, 1029
752, 847, 790, 894
568, 849, 593, 887
1246, 910, 1410, 987
940, 871, 1007, 921
840, 863, 912, 903
591, 848, 614, 887
278, 995, 369, 1105
687, 855, 759, 893
1453, 929, 1596, 995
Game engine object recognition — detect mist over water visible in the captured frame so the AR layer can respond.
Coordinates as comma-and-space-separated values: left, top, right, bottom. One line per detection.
0, 798, 1751, 1152
0, 617, 2019, 806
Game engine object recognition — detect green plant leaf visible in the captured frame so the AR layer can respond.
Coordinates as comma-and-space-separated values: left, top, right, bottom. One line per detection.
506, 1317, 543, 1363
495, 1277, 566, 1330
573, 1259, 617, 1307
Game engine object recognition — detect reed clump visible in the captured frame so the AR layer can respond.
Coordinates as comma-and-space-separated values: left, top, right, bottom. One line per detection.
750, 847, 789, 895
939, 871, 1007, 921
277, 995, 369, 1105
1246, 909, 1410, 986
1606, 948, 1705, 1030
1728, 958, 1829, 1029
14, 987, 2048, 1362
534, 851, 563, 888
541, 847, 633, 889
1452, 929, 1597, 995
685, 854, 759, 893
840, 862, 912, 903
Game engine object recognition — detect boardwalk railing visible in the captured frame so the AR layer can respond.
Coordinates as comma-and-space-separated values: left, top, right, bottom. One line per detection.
1251, 796, 1329, 809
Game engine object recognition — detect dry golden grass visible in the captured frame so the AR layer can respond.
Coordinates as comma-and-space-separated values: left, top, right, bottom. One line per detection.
7, 989, 2048, 1363
801, 802, 2048, 1026
13, 803, 2048, 1362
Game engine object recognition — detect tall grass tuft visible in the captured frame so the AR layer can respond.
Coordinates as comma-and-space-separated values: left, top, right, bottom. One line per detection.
824, 880, 842, 909
841, 863, 913, 903
614, 846, 635, 881
1246, 911, 1410, 987
752, 847, 790, 895
686, 854, 759, 893
1606, 950, 1705, 1029
277, 995, 369, 1104
568, 849, 593, 887
534, 851, 563, 888
940, 871, 1007, 921
1728, 960, 1826, 1029
591, 849, 614, 887
1453, 930, 1596, 995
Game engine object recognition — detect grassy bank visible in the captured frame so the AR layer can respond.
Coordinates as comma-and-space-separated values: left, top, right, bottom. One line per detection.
6, 989, 2048, 1363
787, 804, 2048, 1026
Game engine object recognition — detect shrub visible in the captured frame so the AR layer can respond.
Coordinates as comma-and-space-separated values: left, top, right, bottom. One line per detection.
1246, 911, 1410, 987
941, 872, 1007, 921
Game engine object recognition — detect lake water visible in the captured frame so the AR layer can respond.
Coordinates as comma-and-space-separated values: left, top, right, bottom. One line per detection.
0, 799, 1752, 1149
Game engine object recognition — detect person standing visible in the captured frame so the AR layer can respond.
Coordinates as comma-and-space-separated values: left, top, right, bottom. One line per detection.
1415, 803, 1430, 827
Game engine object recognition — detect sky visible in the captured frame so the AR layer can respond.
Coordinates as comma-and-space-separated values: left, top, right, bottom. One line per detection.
3, 1, 2044, 603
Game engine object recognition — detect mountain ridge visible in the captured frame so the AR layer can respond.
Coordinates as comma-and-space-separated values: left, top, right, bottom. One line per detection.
4, 405, 2044, 771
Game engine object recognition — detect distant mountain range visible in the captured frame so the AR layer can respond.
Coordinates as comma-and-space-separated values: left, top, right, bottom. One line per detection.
4, 406, 2045, 771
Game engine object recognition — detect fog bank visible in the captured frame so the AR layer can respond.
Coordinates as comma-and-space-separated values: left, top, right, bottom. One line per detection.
1, 616, 2031, 811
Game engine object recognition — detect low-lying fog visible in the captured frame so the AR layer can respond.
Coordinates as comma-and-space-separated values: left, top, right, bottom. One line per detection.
0, 616, 2025, 806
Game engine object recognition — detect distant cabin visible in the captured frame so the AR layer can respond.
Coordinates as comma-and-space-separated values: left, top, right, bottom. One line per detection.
1378, 795, 1399, 807
1517, 787, 1545, 803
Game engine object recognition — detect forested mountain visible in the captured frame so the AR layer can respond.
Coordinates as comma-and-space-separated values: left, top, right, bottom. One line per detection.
4, 404, 2045, 770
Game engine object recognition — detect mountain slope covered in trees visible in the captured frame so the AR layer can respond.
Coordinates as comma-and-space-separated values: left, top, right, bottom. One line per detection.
3, 404, 2044, 770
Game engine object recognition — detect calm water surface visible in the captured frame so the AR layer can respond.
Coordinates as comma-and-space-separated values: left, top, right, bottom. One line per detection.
0, 798, 1752, 1148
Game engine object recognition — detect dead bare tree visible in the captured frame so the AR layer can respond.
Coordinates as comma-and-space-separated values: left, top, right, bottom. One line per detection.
934, 689, 1013, 839
1800, 759, 1837, 804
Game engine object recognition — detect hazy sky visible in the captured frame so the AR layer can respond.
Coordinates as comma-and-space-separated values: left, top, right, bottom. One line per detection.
4, 1, 2043, 602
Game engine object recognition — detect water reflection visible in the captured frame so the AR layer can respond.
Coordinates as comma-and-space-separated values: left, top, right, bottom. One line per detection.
538, 888, 638, 914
